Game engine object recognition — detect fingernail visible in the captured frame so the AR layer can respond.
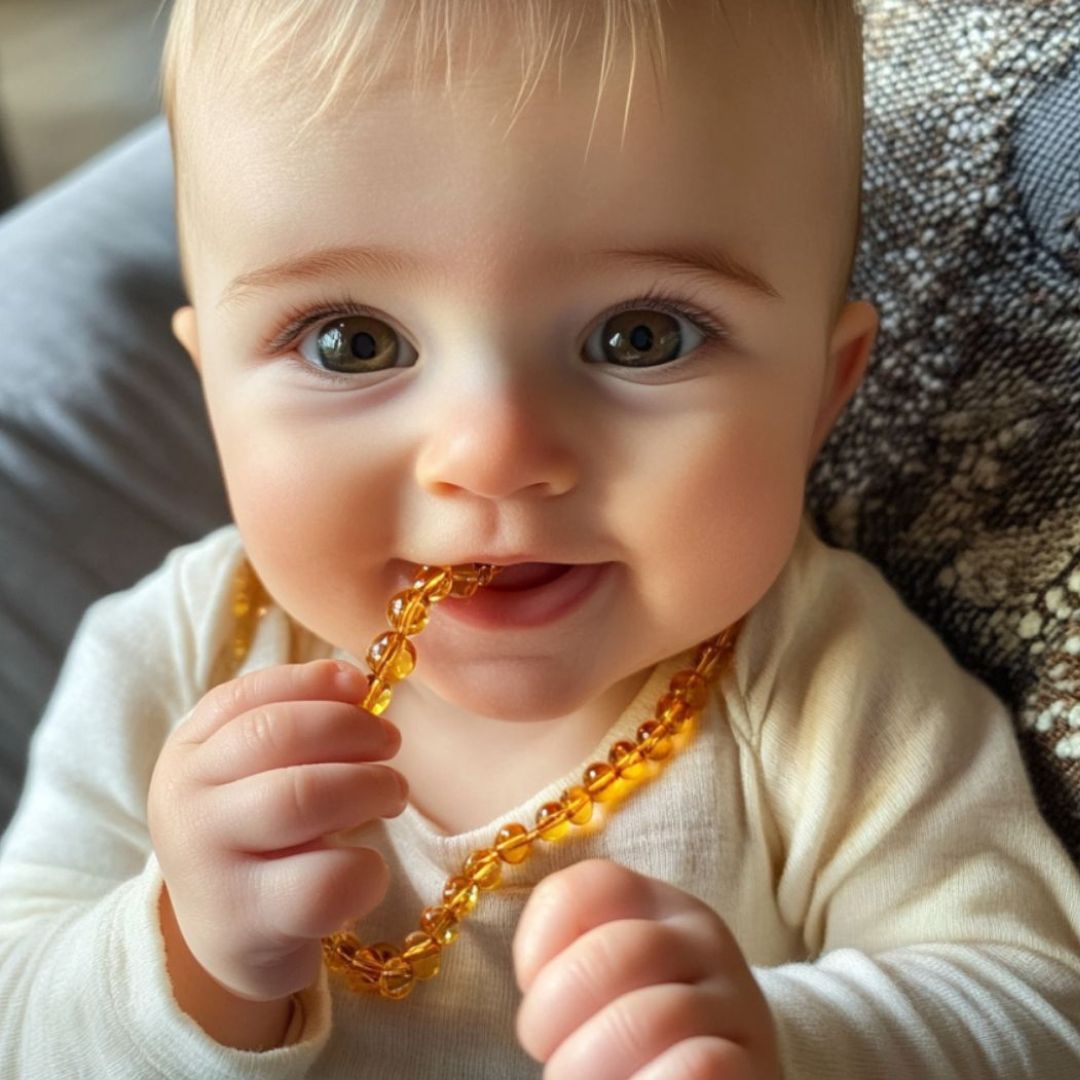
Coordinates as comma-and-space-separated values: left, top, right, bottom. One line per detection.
333, 663, 367, 697
377, 716, 401, 751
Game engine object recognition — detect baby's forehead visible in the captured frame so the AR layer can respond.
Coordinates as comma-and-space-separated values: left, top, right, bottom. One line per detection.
173, 1, 856, 316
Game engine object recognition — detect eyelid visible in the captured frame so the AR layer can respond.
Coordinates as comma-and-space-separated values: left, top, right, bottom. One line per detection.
258, 296, 397, 357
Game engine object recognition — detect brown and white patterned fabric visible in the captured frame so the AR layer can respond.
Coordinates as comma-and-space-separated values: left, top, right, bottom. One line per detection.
810, 0, 1080, 863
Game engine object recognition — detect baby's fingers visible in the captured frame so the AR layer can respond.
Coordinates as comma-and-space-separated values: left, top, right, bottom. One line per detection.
516, 918, 720, 1063
211, 762, 407, 853
178, 660, 368, 745
257, 845, 390, 944
195, 699, 399, 785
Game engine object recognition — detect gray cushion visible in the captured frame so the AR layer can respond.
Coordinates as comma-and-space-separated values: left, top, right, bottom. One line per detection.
0, 122, 229, 819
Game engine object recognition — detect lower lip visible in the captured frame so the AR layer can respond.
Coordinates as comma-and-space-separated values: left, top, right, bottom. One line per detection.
435, 563, 613, 630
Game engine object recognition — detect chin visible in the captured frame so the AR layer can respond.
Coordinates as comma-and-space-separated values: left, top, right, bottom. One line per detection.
423, 660, 596, 722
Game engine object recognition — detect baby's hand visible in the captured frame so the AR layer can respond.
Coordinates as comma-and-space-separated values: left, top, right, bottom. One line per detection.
148, 660, 406, 1002
514, 860, 781, 1080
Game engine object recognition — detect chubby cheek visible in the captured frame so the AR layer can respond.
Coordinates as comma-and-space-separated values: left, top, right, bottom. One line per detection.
205, 380, 404, 654
621, 402, 809, 644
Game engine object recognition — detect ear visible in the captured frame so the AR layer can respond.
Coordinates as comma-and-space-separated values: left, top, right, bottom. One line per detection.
807, 299, 878, 464
172, 305, 202, 374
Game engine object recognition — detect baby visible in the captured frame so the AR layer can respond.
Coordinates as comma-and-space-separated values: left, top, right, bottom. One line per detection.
2, 0, 1079, 1076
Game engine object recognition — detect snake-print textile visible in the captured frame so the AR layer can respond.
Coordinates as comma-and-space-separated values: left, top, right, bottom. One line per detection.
810, 0, 1080, 863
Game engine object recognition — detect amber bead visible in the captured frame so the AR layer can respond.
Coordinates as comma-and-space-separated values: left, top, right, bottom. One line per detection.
363, 675, 393, 716
387, 589, 431, 635
379, 955, 416, 1000
346, 943, 396, 992
448, 566, 481, 598
655, 692, 691, 732
367, 631, 417, 682
403, 931, 442, 980
695, 642, 724, 678
609, 740, 646, 779
476, 564, 500, 587
669, 670, 709, 711
535, 801, 571, 840
442, 875, 479, 916
419, 905, 460, 944
463, 848, 502, 890
583, 761, 619, 801
411, 566, 454, 602
494, 823, 532, 864
636, 719, 673, 760
324, 933, 380, 991
560, 785, 594, 825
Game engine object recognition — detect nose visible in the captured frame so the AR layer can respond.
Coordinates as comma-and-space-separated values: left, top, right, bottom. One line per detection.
414, 376, 579, 500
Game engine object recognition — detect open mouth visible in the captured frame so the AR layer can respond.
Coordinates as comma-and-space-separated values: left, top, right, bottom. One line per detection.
389, 559, 612, 630
484, 562, 573, 592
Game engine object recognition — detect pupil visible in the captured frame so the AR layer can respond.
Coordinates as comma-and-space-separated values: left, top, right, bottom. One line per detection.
629, 324, 654, 351
352, 332, 377, 360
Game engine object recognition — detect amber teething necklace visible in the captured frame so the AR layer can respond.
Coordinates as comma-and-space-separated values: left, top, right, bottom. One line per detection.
231, 560, 740, 1001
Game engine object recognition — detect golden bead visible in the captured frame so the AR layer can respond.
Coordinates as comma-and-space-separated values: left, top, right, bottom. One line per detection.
535, 801, 571, 840
560, 786, 594, 825
403, 931, 442, 980
636, 719, 673, 760
609, 740, 646, 779
583, 762, 619, 801
695, 642, 724, 678
322, 932, 361, 976
344, 943, 394, 992
655, 693, 691, 732
363, 675, 393, 716
449, 566, 481, 598
669, 670, 709, 711
419, 905, 460, 944
463, 848, 503, 890
376, 955, 415, 1000
494, 822, 532, 864
387, 589, 431, 635
442, 875, 479, 916
475, 564, 501, 587
367, 631, 417, 682
411, 566, 454, 602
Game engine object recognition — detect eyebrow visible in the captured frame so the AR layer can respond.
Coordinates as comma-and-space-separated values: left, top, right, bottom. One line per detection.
217, 241, 781, 310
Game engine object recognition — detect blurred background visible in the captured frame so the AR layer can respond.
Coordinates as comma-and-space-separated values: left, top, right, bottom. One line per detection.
0, 0, 171, 213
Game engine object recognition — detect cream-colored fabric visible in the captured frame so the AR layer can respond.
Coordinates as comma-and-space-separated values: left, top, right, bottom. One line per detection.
1, 518, 1078, 1079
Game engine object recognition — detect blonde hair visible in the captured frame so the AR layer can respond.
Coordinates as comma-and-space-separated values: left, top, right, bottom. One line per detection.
159, 0, 865, 311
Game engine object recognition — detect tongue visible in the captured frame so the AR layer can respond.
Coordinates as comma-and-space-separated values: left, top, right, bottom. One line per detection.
486, 562, 570, 591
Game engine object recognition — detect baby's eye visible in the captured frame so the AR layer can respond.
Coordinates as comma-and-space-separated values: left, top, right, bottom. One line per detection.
583, 306, 710, 369
298, 314, 418, 374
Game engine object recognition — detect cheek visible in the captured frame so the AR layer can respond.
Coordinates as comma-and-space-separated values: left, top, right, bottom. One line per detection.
621, 398, 810, 628
203, 381, 405, 646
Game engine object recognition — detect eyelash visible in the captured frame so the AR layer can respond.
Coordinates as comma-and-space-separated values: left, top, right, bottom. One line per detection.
259, 285, 732, 383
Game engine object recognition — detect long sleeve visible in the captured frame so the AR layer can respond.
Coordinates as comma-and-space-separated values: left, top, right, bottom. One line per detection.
734, 524, 1080, 1077
0, 528, 330, 1080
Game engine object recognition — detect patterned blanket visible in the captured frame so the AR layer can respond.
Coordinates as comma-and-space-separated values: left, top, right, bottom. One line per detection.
810, 0, 1080, 863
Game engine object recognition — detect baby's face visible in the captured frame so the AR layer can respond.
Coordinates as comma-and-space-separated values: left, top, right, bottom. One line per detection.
174, 4, 875, 721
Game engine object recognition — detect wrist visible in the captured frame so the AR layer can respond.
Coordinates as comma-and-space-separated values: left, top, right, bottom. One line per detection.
158, 884, 296, 1052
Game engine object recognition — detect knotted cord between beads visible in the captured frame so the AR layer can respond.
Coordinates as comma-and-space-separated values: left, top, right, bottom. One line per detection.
229, 559, 740, 1002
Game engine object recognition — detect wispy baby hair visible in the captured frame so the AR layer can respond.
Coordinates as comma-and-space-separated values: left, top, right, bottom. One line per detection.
161, 0, 863, 153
